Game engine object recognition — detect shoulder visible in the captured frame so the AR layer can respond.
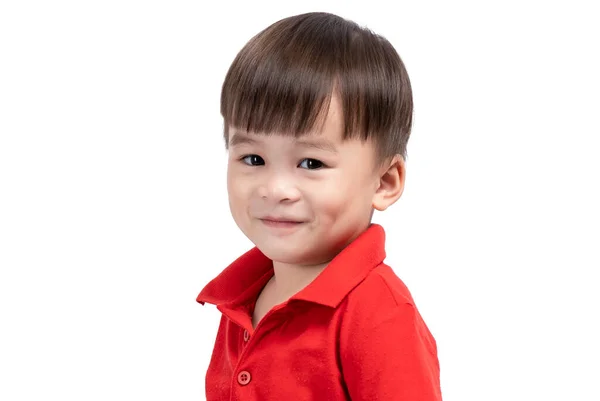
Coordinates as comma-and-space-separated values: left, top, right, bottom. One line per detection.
344, 262, 417, 311
338, 262, 437, 354
337, 262, 442, 400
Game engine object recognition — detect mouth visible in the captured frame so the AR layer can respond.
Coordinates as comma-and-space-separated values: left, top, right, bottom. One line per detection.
259, 218, 305, 229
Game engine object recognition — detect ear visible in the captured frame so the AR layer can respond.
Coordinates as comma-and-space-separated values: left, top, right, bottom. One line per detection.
372, 155, 406, 211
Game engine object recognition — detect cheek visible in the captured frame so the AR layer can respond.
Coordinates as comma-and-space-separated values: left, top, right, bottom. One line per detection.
227, 168, 246, 210
227, 168, 258, 217
308, 177, 355, 217
312, 172, 374, 216
227, 164, 248, 194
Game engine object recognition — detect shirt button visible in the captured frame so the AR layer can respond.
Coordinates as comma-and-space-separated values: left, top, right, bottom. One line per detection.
237, 370, 251, 386
243, 330, 250, 342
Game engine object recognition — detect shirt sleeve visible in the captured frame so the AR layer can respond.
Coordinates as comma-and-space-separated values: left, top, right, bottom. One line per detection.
339, 281, 442, 400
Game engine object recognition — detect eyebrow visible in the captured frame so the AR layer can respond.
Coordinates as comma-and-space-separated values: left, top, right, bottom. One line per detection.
229, 133, 259, 147
294, 139, 338, 154
229, 132, 338, 154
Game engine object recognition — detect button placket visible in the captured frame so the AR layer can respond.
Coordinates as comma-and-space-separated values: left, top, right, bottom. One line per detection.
235, 308, 283, 389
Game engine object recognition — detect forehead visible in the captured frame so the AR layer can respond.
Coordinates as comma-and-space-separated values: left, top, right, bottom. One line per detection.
229, 131, 340, 156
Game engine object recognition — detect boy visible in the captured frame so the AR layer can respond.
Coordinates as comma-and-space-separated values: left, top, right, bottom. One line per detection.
197, 12, 441, 400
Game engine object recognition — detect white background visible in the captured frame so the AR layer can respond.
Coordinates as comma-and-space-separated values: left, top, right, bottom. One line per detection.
1, 1, 599, 400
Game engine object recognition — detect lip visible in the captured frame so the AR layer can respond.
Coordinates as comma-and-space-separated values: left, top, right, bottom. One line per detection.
259, 217, 305, 231
261, 216, 304, 223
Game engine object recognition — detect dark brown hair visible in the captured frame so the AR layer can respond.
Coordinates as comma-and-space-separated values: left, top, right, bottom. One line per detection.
220, 12, 413, 162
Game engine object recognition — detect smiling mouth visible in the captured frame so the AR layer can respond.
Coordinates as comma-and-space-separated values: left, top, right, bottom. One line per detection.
260, 219, 304, 228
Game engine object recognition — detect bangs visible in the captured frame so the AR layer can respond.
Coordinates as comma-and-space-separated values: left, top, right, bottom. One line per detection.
220, 12, 413, 159
220, 13, 340, 139
221, 48, 336, 139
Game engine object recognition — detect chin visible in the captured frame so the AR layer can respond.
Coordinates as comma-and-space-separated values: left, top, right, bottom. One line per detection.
257, 241, 333, 266
256, 245, 306, 264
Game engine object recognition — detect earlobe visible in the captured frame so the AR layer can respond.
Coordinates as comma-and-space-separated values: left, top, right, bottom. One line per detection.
372, 155, 406, 211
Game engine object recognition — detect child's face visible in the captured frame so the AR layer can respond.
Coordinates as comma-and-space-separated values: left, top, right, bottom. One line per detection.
226, 96, 384, 266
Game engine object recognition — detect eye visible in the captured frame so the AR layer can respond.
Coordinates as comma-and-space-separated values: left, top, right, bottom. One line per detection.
241, 154, 265, 166
298, 158, 325, 170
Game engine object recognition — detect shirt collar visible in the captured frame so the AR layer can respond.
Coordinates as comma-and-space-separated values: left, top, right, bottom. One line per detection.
197, 224, 386, 309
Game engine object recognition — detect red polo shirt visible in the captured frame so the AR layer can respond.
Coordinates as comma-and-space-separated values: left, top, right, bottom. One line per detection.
197, 224, 441, 400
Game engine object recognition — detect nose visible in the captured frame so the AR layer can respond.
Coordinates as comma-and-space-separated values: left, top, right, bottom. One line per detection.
257, 170, 301, 203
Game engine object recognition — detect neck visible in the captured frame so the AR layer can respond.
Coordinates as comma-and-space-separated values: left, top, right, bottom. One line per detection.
270, 260, 329, 301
